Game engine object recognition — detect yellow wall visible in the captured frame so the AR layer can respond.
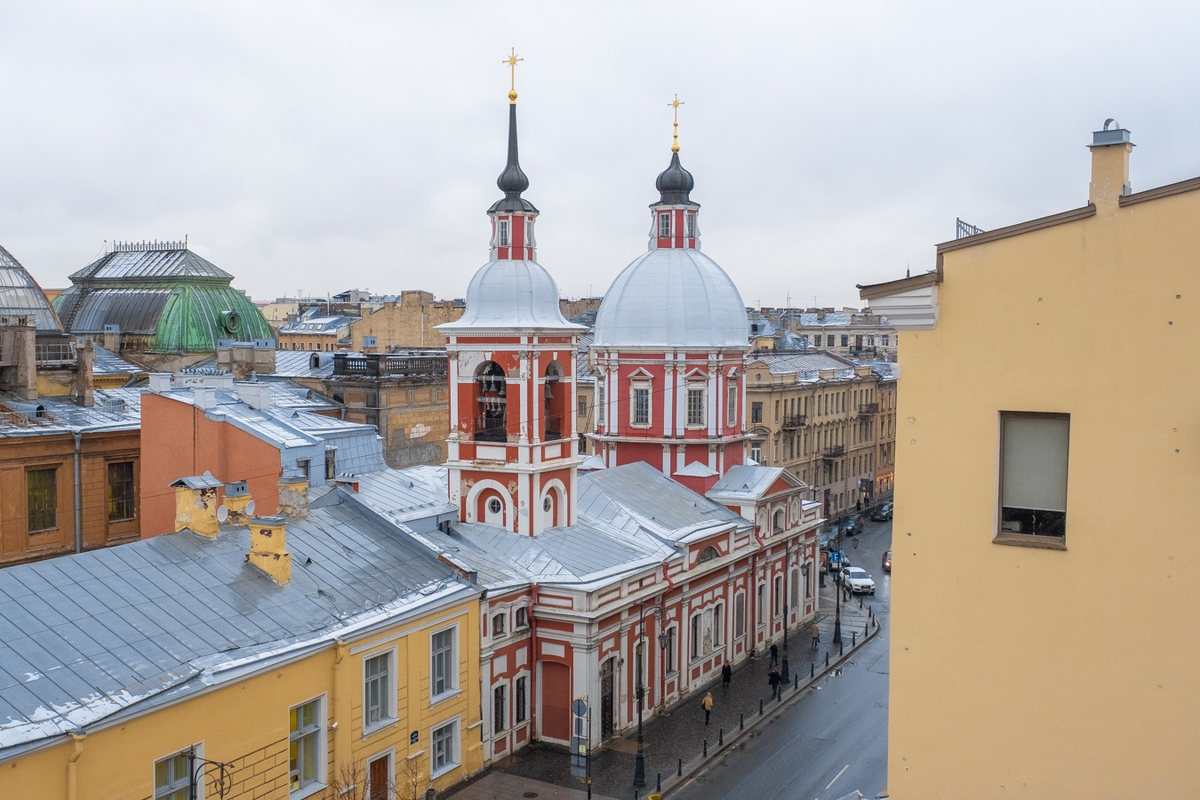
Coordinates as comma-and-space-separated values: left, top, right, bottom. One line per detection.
0, 596, 482, 799
886, 163, 1200, 796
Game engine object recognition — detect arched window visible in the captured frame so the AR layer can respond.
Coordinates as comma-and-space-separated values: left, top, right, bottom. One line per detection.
698, 546, 720, 563
773, 509, 785, 533
544, 362, 564, 441
475, 362, 506, 442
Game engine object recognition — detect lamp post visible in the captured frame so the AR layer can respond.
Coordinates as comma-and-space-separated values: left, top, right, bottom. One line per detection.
781, 537, 790, 682
633, 600, 668, 788
832, 525, 843, 647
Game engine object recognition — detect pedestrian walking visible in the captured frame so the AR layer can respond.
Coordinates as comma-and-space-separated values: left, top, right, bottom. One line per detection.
768, 667, 781, 699
702, 691, 714, 725
811, 621, 820, 648
721, 663, 732, 691
769, 642, 778, 666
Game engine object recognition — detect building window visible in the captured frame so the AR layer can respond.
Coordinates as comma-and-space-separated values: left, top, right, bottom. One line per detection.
431, 719, 459, 776
690, 614, 701, 659
791, 568, 800, 608
826, 335, 834, 347
578, 398, 587, 418
27, 467, 57, 533
756, 583, 765, 625
492, 613, 506, 638
298, 459, 311, 481
289, 698, 323, 793
431, 627, 457, 700
664, 627, 677, 674
363, 651, 394, 732
515, 607, 528, 629
841, 335, 849, 347
515, 676, 528, 723
727, 384, 737, 426
487, 497, 503, 516
999, 412, 1069, 542
751, 402, 763, 424
882, 335, 890, 346
686, 386, 705, 426
154, 749, 191, 800
525, 218, 533, 245
498, 219, 510, 247
107, 461, 136, 522
751, 441, 762, 462
494, 684, 507, 733
713, 603, 724, 647
632, 383, 650, 426
734, 593, 746, 638
774, 576, 783, 617
658, 212, 671, 238
685, 212, 695, 238
597, 383, 606, 425
325, 450, 336, 480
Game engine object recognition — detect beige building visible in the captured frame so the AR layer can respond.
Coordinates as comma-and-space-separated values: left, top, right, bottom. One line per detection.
745, 352, 893, 517
861, 122, 1200, 796
348, 291, 466, 350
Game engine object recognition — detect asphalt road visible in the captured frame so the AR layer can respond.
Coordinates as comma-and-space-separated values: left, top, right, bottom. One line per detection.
672, 516, 893, 800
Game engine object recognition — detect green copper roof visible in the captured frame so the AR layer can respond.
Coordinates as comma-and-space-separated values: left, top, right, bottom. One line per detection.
54, 246, 272, 352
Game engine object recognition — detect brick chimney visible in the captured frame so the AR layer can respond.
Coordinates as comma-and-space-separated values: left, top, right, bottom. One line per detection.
1089, 119, 1133, 210
171, 474, 224, 538
74, 338, 95, 408
277, 477, 310, 520
246, 516, 291, 585
0, 317, 38, 400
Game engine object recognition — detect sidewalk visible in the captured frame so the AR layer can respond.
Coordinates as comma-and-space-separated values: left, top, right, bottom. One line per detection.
446, 579, 880, 800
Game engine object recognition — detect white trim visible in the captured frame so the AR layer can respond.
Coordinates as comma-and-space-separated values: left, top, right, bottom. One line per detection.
429, 715, 463, 780
362, 646, 399, 738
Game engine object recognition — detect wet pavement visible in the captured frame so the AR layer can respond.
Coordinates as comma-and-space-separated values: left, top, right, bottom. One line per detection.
446, 578, 879, 800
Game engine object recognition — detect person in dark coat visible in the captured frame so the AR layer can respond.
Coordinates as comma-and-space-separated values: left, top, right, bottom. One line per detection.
768, 667, 781, 699
769, 642, 778, 666
721, 663, 732, 690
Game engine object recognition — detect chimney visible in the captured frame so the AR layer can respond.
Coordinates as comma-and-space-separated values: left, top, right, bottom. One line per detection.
0, 317, 38, 400
74, 338, 95, 408
221, 480, 255, 524
236, 383, 272, 410
246, 516, 291, 585
277, 477, 310, 520
149, 373, 173, 392
171, 474, 224, 538
1089, 119, 1133, 209
192, 386, 217, 410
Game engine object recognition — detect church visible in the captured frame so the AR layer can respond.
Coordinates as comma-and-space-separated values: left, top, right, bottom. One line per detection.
381, 67, 824, 764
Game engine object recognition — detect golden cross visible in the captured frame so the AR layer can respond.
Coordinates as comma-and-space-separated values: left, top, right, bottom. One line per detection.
503, 47, 523, 103
668, 94, 685, 152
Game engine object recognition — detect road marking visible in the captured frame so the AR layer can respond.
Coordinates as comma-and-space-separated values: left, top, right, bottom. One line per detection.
825, 763, 850, 790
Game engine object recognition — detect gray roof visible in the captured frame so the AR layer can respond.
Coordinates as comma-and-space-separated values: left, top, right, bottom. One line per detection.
266, 350, 337, 379
68, 248, 232, 282
278, 315, 357, 335
0, 244, 63, 333
0, 393, 141, 438
750, 352, 857, 380
708, 465, 800, 502
56, 288, 172, 334
0, 498, 471, 753
92, 346, 144, 377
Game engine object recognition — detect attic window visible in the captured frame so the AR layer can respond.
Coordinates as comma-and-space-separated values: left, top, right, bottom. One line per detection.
698, 546, 720, 563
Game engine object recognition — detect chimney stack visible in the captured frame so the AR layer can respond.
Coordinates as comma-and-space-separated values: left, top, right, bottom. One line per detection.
74, 338, 95, 407
247, 516, 291, 585
171, 474, 224, 538
277, 477, 310, 520
222, 480, 255, 524
1089, 119, 1133, 209
236, 383, 272, 411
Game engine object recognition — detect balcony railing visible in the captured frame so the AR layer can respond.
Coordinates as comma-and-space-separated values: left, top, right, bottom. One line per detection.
781, 413, 807, 429
333, 351, 447, 378
822, 444, 846, 459
35, 341, 76, 366
848, 346, 878, 356
474, 415, 507, 443
858, 402, 880, 416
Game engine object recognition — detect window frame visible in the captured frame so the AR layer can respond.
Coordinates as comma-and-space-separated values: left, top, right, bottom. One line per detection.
734, 592, 746, 639
996, 411, 1070, 550
498, 219, 510, 247
492, 612, 506, 638
658, 212, 671, 238
726, 384, 737, 427
631, 381, 651, 428
596, 382, 606, 426
686, 384, 706, 428
493, 683, 507, 734
289, 696, 326, 797
430, 717, 461, 779
107, 460, 136, 522
515, 674, 528, 724
430, 625, 459, 704
154, 746, 198, 800
26, 465, 58, 533
362, 648, 397, 736
515, 606, 529, 630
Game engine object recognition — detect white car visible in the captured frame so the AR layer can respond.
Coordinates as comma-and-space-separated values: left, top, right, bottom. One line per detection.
840, 566, 876, 595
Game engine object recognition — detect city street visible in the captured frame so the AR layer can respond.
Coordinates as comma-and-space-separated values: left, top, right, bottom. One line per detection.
672, 514, 893, 800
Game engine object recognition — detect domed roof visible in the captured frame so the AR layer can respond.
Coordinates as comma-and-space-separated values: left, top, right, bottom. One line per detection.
655, 152, 697, 206
0, 244, 64, 333
438, 259, 582, 332
593, 248, 748, 349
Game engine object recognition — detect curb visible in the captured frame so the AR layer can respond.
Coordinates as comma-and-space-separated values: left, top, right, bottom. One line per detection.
653, 615, 884, 799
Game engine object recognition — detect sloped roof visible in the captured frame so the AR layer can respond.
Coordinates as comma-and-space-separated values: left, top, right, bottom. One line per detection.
707, 465, 806, 503
0, 244, 63, 333
0, 498, 473, 751
68, 247, 232, 282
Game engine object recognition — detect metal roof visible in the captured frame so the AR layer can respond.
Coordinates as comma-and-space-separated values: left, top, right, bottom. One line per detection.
0, 244, 63, 333
92, 346, 144, 376
438, 260, 582, 333
707, 465, 796, 502
0, 393, 141, 438
68, 248, 232, 282
0, 498, 470, 752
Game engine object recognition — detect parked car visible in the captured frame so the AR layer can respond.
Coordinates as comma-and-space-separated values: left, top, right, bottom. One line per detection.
870, 502, 894, 522
840, 566, 876, 595
882, 550, 892, 572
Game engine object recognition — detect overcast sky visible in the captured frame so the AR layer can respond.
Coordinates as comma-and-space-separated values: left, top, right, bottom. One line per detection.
2, 1, 1197, 310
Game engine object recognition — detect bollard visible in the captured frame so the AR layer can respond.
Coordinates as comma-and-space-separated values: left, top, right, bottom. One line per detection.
703, 739, 708, 757
865, 621, 870, 635
740, 712, 744, 730
869, 605, 873, 619
825, 652, 829, 667
759, 699, 764, 715
635, 792, 639, 800
719, 728, 724, 745
840, 641, 844, 656
811, 662, 815, 678
678, 758, 683, 777
657, 774, 662, 793
794, 674, 799, 690
852, 632, 857, 647
859, 597, 863, 609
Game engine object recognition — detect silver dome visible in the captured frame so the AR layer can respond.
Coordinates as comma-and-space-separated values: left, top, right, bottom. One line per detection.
439, 259, 582, 332
593, 248, 747, 348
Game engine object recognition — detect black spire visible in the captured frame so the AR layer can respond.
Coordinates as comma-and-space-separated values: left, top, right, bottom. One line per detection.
489, 103, 538, 214
653, 151, 698, 207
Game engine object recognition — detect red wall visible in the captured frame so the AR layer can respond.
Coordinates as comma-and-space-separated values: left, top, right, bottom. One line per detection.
140, 393, 283, 537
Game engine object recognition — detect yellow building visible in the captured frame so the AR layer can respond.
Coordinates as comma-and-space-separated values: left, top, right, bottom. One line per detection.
0, 485, 483, 799
860, 122, 1200, 797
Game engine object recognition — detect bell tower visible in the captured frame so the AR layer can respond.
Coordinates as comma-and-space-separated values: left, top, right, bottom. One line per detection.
438, 53, 585, 536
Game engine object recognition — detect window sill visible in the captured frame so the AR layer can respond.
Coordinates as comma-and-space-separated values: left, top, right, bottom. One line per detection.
362, 718, 398, 738
430, 761, 460, 781
291, 782, 327, 800
993, 532, 1067, 551
430, 688, 463, 707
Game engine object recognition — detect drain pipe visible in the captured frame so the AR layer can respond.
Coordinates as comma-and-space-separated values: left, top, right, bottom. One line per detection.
72, 431, 83, 554
67, 731, 85, 800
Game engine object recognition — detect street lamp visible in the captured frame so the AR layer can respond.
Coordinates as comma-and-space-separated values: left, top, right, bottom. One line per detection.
832, 525, 843, 646
781, 537, 790, 682
633, 600, 667, 788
